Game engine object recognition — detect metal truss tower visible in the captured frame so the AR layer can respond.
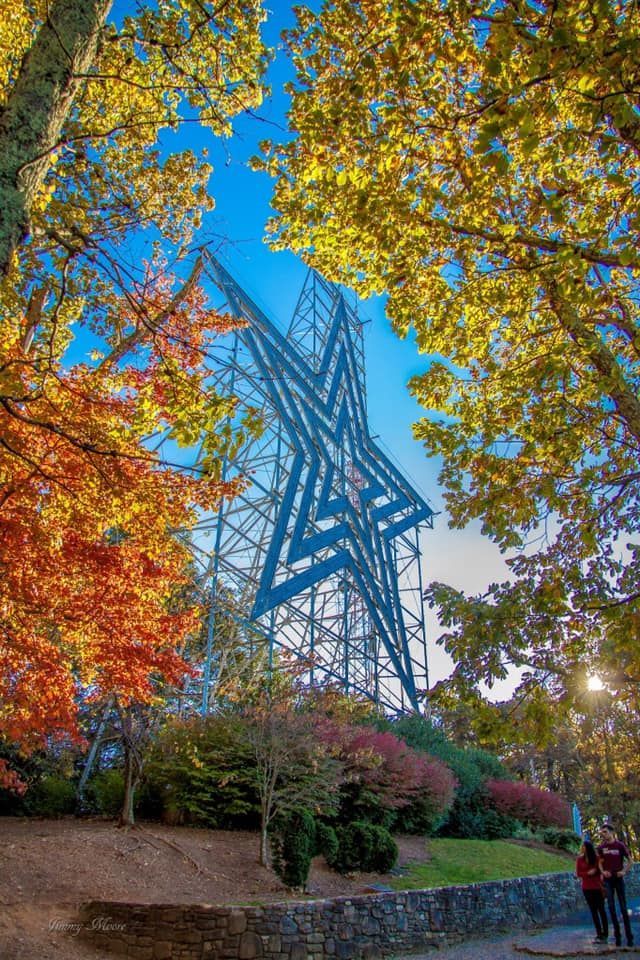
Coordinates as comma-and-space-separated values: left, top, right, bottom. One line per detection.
187, 255, 434, 715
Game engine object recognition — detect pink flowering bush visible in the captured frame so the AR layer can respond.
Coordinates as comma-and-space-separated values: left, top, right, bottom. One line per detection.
486, 778, 571, 828
318, 721, 457, 831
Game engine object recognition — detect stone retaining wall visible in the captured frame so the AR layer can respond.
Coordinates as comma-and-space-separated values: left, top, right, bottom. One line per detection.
625, 869, 640, 897
78, 869, 594, 960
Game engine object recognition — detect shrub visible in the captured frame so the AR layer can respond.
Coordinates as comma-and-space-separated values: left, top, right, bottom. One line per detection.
314, 821, 339, 863
28, 775, 76, 817
270, 809, 316, 889
512, 823, 537, 841
392, 715, 513, 839
539, 826, 581, 852
0, 778, 29, 816
434, 791, 516, 840
365, 824, 399, 873
479, 806, 519, 839
328, 821, 398, 874
86, 769, 125, 817
145, 714, 260, 829
0, 745, 76, 817
393, 794, 445, 835
0, 758, 26, 798
160, 801, 185, 826
319, 721, 456, 828
439, 803, 486, 839
395, 788, 469, 836
133, 776, 164, 820
486, 779, 571, 829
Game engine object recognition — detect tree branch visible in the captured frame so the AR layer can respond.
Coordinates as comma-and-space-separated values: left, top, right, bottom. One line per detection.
98, 254, 204, 371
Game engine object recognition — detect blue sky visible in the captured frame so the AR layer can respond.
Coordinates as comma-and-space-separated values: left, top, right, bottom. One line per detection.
154, 2, 513, 687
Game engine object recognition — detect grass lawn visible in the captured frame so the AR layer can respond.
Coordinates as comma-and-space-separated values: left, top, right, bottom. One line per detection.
392, 838, 575, 890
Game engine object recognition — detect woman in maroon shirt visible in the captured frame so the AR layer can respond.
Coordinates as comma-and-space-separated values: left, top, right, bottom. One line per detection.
576, 839, 608, 943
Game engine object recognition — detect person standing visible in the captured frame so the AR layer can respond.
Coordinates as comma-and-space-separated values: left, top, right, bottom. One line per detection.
576, 839, 609, 943
597, 823, 634, 947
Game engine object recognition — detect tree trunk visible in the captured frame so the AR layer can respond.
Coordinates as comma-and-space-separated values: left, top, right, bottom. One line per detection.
259, 823, 269, 867
0, 0, 112, 275
118, 706, 142, 828
258, 765, 276, 866
76, 697, 113, 813
119, 736, 137, 828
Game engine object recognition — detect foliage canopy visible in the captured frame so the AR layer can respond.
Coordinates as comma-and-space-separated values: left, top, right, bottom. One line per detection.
261, 0, 640, 731
0, 0, 268, 785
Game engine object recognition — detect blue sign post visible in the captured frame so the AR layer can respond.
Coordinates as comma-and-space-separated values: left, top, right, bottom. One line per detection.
572, 802, 582, 838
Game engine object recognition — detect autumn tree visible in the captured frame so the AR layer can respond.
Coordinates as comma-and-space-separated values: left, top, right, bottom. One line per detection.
494, 690, 640, 849
241, 673, 342, 866
0, 271, 247, 787
0, 0, 267, 274
260, 0, 640, 722
0, 1, 268, 785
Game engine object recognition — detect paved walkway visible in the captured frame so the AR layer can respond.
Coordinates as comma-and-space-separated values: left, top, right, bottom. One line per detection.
392, 898, 640, 960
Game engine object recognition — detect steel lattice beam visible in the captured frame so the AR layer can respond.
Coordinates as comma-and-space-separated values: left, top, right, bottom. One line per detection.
187, 256, 433, 714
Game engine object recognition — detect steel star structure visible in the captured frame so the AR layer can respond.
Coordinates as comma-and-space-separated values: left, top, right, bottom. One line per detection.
188, 255, 434, 714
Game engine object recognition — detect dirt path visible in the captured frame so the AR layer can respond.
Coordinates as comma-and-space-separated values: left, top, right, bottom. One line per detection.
0, 817, 428, 959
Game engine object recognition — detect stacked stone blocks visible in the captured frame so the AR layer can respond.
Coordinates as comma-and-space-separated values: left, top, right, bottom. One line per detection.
76, 868, 615, 959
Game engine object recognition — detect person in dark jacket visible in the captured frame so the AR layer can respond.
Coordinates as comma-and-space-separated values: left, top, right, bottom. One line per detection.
597, 823, 634, 947
576, 839, 608, 943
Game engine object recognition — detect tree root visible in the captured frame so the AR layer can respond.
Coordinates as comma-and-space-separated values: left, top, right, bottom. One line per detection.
135, 825, 233, 881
